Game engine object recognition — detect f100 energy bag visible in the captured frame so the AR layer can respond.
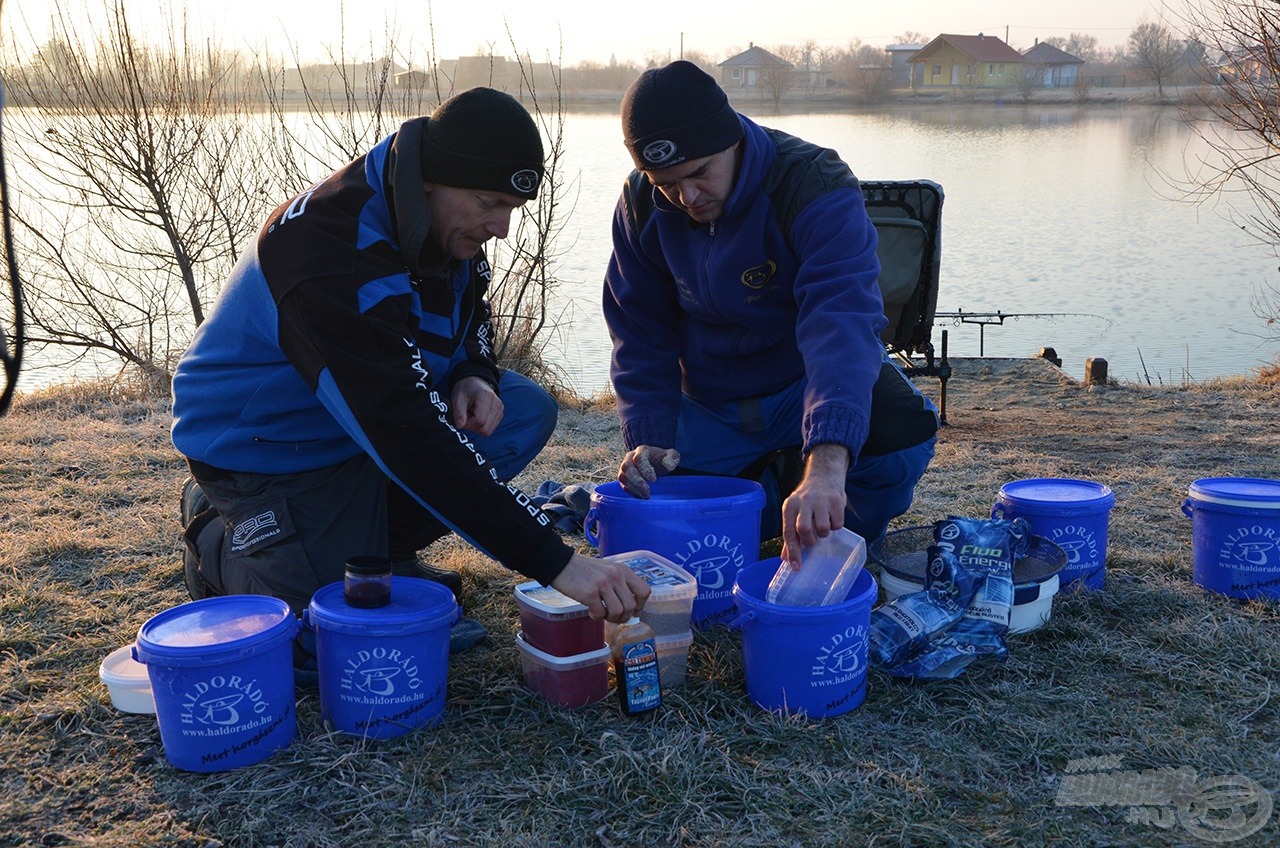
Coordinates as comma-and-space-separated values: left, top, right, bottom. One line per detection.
870, 516, 1031, 679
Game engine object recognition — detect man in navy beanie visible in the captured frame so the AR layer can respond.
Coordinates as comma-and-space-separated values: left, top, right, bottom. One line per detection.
605, 62, 939, 567
172, 88, 650, 653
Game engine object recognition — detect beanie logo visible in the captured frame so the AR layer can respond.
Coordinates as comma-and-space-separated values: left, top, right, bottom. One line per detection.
510, 169, 540, 195
740, 260, 777, 290
642, 140, 678, 165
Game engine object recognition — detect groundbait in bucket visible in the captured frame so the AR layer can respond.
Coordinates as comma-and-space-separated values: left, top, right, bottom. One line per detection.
304, 576, 457, 739
992, 478, 1115, 590
586, 477, 765, 627
731, 558, 878, 717
1182, 477, 1280, 600
133, 595, 299, 773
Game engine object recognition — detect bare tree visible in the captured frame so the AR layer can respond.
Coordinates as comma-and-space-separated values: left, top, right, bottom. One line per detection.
1172, 0, 1280, 348
1018, 60, 1046, 102
756, 51, 794, 110
1128, 18, 1185, 99
1045, 33, 1100, 63
4, 0, 269, 387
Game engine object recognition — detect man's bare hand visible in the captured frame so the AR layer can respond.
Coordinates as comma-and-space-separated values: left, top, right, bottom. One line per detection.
551, 553, 652, 623
450, 376, 503, 436
780, 444, 850, 568
616, 445, 681, 498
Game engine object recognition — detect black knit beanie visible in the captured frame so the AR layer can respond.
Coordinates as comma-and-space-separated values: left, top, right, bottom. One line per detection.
621, 61, 744, 171
421, 87, 545, 200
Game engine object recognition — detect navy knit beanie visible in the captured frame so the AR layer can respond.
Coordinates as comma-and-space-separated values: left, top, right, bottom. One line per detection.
621, 61, 744, 171
421, 87, 545, 200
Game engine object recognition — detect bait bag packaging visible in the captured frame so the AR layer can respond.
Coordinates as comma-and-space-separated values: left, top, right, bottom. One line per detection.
869, 516, 1031, 679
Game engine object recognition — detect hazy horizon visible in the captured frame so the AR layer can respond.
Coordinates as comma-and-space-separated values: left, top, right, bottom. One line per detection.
6, 0, 1171, 67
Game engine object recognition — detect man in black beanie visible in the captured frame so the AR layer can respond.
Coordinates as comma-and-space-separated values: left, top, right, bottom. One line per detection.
172, 87, 650, 666
605, 62, 939, 570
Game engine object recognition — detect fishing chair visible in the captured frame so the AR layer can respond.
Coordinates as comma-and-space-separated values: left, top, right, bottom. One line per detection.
862, 179, 950, 425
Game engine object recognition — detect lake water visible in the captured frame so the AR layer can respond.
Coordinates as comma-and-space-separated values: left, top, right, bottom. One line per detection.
11, 103, 1279, 394
545, 104, 1279, 395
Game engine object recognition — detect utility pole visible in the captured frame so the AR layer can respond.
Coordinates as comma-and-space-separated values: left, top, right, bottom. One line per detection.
680, 32, 684, 60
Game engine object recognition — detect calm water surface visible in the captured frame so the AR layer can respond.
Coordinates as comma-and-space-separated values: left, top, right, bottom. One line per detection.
548, 104, 1278, 396
13, 104, 1277, 394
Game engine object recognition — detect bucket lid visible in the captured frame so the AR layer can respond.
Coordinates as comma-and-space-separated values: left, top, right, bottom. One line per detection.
100, 644, 150, 687
307, 576, 458, 636
515, 581, 589, 616
1187, 477, 1280, 509
604, 550, 698, 600
998, 478, 1115, 510
869, 526, 1067, 584
515, 631, 610, 668
135, 595, 298, 667
590, 477, 765, 514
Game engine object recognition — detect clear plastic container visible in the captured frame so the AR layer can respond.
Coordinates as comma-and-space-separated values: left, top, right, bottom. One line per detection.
603, 550, 697, 637
654, 630, 694, 689
766, 527, 866, 607
514, 581, 605, 657
515, 632, 610, 708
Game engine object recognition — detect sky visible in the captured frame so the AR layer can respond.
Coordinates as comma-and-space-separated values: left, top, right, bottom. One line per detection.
6, 0, 1174, 66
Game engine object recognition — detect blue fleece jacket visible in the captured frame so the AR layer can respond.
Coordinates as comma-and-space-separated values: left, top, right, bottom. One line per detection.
603, 115, 888, 461
171, 121, 571, 584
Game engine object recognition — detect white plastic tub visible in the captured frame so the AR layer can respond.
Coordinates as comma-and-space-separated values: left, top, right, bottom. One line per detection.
99, 644, 156, 714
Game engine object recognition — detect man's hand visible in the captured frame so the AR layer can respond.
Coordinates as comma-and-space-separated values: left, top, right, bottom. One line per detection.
780, 444, 850, 568
450, 376, 503, 436
617, 445, 681, 498
551, 553, 652, 623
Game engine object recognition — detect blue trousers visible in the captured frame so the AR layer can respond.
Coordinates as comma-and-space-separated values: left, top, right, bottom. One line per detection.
673, 373, 936, 544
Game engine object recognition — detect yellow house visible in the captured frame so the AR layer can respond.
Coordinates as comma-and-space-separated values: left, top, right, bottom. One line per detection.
909, 33, 1024, 87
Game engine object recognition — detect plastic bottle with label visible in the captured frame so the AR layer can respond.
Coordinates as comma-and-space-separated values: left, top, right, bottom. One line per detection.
609, 616, 662, 716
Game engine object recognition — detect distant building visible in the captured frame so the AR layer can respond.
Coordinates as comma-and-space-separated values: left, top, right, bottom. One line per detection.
718, 43, 793, 90
1022, 41, 1085, 88
909, 33, 1024, 87
429, 55, 559, 98
885, 44, 925, 88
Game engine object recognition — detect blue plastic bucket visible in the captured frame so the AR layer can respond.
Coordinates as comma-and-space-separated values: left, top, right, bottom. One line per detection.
133, 595, 299, 772
1182, 477, 1280, 600
304, 577, 457, 739
586, 477, 765, 627
992, 478, 1116, 590
730, 558, 878, 717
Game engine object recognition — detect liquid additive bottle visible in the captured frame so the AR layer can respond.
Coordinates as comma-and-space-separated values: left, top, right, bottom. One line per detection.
610, 616, 662, 716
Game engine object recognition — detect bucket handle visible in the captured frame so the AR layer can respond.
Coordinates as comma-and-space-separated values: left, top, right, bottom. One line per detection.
583, 507, 600, 547
726, 610, 756, 630
1180, 498, 1194, 520
991, 503, 1006, 520
300, 608, 315, 633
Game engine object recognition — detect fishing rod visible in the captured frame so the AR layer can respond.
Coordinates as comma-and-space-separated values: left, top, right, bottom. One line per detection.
935, 309, 1109, 356
0, 0, 21, 418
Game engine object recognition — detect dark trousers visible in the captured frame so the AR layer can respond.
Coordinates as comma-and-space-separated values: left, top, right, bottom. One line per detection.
184, 370, 557, 613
